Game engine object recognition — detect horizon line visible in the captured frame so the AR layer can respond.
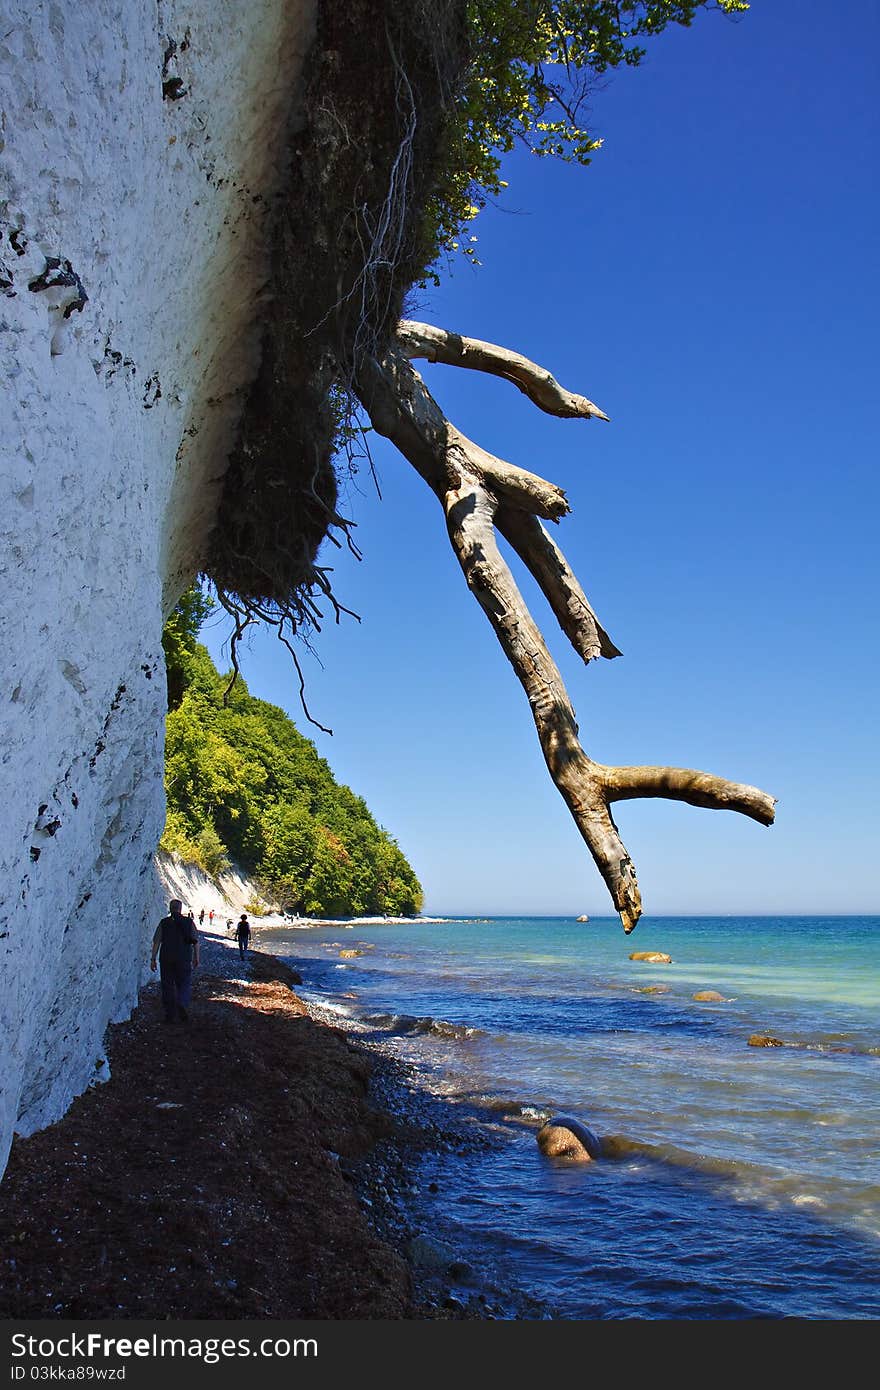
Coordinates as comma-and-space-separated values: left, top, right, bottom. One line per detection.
423, 911, 880, 919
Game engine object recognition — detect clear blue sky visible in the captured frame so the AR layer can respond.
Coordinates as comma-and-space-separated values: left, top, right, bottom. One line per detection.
204, 0, 880, 917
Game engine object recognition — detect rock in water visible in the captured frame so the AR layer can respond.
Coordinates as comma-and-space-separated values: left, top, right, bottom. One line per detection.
748, 1034, 785, 1048
536, 1116, 602, 1162
693, 990, 725, 1002
338, 949, 364, 958
629, 951, 672, 964
576, 914, 589, 922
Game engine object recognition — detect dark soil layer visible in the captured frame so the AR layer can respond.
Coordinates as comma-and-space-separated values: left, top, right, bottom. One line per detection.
209, 0, 467, 610
0, 951, 413, 1319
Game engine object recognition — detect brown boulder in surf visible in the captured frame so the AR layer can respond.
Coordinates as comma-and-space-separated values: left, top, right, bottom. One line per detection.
537, 1116, 602, 1162
693, 990, 726, 1002
748, 1034, 784, 1047
629, 951, 672, 964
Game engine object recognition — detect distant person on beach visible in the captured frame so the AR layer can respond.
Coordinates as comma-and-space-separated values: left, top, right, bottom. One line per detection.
199, 908, 205, 925
151, 899, 199, 1023
226, 918, 234, 933
235, 913, 251, 960
208, 909, 214, 926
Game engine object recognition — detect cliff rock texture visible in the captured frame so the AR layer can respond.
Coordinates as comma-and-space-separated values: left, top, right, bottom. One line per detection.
0, 0, 466, 1180
0, 0, 317, 1173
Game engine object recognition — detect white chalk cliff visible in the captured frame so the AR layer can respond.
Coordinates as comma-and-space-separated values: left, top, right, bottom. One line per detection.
0, 0, 316, 1174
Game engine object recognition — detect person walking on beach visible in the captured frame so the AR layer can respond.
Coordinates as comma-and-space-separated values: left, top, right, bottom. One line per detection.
151, 899, 199, 1023
199, 908, 205, 925
208, 909, 214, 926
235, 913, 251, 961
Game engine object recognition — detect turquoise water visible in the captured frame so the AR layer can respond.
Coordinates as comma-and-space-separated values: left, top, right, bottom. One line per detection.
261, 915, 880, 1319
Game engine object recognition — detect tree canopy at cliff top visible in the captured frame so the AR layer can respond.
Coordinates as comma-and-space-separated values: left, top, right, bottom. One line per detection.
161, 595, 423, 918
426, 0, 748, 269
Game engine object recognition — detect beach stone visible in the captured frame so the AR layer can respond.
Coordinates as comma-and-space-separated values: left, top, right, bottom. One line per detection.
629, 951, 672, 964
406, 1235, 456, 1270
597, 1134, 639, 1160
536, 1116, 602, 1162
748, 1034, 785, 1047
693, 990, 725, 1002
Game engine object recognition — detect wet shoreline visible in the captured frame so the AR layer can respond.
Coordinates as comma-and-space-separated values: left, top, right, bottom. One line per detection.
302, 989, 553, 1319
0, 927, 547, 1320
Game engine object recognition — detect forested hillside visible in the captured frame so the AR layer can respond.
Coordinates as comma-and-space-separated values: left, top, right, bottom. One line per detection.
160, 593, 422, 917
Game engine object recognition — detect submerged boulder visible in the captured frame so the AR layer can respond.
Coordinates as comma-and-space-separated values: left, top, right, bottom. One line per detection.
339, 949, 364, 959
537, 1116, 602, 1162
629, 951, 672, 964
693, 990, 726, 1002
748, 1034, 785, 1048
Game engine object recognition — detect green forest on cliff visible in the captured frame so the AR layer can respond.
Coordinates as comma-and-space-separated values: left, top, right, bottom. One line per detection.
159, 591, 423, 917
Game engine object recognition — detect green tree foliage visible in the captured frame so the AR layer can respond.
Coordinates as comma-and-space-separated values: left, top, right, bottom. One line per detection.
160, 594, 423, 917
423, 0, 748, 272
161, 585, 215, 710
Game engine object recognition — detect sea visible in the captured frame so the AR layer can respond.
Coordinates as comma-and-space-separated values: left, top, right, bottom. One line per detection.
258, 914, 880, 1320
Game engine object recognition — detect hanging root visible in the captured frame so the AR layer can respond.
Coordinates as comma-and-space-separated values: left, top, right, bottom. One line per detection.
206, 3, 467, 709
355, 325, 776, 932
212, 583, 355, 735
215, 593, 256, 706
275, 622, 334, 737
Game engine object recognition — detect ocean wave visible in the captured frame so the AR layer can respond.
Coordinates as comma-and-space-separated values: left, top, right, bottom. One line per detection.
364, 1011, 485, 1041
476, 1096, 551, 1121
749, 1035, 880, 1056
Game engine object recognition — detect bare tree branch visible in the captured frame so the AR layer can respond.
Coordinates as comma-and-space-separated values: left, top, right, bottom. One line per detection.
397, 319, 610, 421
601, 765, 775, 824
353, 333, 776, 933
495, 504, 621, 663
455, 429, 570, 520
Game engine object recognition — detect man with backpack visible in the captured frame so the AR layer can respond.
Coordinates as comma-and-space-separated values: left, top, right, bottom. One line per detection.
151, 899, 200, 1023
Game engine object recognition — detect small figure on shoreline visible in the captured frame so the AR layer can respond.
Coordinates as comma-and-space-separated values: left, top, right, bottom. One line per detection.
199, 908, 205, 925
208, 909, 214, 926
151, 898, 200, 1023
235, 913, 251, 961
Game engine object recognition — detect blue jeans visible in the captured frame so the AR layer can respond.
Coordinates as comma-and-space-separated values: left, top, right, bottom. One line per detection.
160, 958, 192, 1020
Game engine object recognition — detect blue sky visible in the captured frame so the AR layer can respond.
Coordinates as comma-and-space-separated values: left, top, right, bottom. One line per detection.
204, 0, 880, 917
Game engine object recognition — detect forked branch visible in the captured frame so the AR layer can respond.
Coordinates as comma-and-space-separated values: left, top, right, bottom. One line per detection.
354, 329, 776, 932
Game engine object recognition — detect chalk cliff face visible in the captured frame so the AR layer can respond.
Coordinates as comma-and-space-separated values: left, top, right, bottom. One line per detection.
0, 0, 316, 1173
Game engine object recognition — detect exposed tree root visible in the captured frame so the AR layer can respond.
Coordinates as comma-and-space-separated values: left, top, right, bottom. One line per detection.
356, 324, 776, 933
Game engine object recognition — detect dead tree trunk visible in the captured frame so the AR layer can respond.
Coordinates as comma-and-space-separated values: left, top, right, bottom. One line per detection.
355, 322, 776, 933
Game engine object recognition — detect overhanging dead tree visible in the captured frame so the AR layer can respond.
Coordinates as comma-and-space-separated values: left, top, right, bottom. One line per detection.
355, 320, 776, 933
